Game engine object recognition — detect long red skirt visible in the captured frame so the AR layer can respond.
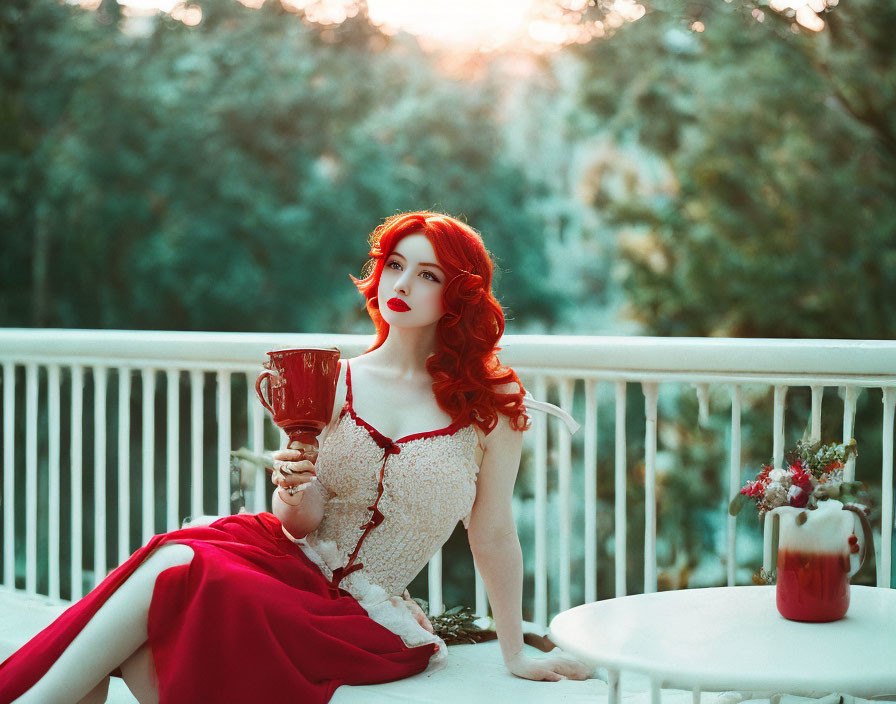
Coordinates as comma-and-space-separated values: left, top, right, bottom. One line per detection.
0, 512, 436, 703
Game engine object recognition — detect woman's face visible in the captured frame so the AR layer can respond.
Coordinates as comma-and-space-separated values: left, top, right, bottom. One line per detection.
377, 233, 446, 328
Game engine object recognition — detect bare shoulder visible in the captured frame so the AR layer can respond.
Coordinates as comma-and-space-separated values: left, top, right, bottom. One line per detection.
481, 379, 525, 452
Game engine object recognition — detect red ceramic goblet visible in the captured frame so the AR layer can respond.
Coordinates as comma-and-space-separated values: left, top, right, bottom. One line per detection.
255, 347, 341, 450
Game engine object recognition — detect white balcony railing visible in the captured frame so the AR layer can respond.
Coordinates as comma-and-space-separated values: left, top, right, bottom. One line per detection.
1, 329, 894, 630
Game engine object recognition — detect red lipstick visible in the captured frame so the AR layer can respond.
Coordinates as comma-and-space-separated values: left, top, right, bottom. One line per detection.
386, 297, 411, 312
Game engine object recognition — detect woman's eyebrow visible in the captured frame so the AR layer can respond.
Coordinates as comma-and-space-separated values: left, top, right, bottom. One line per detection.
389, 253, 444, 271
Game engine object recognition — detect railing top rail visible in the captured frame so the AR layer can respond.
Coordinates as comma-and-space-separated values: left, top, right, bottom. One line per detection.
1, 328, 895, 378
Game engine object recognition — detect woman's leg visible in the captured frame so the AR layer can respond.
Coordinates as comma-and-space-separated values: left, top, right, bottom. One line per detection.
12, 543, 195, 704
119, 641, 158, 704
76, 677, 110, 704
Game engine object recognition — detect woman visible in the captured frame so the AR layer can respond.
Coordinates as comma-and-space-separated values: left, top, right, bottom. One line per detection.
0, 211, 591, 704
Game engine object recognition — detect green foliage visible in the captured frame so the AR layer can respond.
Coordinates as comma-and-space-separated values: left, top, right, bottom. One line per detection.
575, 0, 896, 339
1, 0, 554, 332
411, 601, 493, 645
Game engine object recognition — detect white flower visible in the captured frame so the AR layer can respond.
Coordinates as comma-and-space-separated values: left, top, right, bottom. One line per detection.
764, 482, 787, 507
768, 468, 787, 484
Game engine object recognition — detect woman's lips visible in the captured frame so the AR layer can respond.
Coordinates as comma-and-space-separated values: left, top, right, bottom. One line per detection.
387, 297, 411, 312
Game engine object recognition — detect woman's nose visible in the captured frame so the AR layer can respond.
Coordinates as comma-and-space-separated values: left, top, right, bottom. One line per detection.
394, 273, 411, 295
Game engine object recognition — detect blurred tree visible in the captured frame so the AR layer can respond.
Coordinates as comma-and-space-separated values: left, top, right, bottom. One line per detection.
573, 0, 896, 339
0, 0, 559, 333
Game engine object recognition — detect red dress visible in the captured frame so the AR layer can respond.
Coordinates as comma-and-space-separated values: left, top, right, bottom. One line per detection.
0, 512, 437, 703
0, 359, 481, 703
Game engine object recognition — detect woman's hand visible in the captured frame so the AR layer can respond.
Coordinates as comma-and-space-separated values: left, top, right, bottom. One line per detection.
393, 590, 435, 634
271, 440, 318, 505
504, 650, 593, 682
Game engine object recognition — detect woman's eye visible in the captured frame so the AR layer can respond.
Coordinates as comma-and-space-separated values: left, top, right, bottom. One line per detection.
387, 261, 402, 270
422, 271, 440, 282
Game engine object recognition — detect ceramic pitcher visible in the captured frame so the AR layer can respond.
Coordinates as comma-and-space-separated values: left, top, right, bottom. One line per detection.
763, 499, 872, 622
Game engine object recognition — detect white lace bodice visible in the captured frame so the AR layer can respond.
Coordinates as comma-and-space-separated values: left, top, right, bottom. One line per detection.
304, 363, 480, 600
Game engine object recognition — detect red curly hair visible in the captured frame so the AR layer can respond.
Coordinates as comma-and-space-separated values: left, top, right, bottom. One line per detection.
350, 211, 531, 435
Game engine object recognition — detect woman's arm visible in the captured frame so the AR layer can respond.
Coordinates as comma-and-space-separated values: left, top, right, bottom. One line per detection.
466, 391, 592, 682
466, 411, 526, 664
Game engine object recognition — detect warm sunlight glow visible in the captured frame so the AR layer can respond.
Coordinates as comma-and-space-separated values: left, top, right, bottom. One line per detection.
170, 3, 202, 24
92, 0, 650, 50
367, 0, 537, 51
767, 0, 832, 31
114, 0, 178, 11
795, 5, 825, 30
608, 0, 646, 23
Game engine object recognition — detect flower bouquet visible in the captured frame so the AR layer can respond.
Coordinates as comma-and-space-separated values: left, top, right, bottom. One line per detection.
729, 438, 862, 518
728, 438, 874, 621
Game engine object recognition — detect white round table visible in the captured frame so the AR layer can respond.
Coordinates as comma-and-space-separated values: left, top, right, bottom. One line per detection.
549, 585, 896, 700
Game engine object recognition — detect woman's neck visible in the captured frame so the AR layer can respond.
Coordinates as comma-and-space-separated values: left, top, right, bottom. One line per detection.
365, 324, 438, 381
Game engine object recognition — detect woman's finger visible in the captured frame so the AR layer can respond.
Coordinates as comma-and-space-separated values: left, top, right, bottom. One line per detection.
271, 469, 314, 487
553, 658, 591, 680
272, 449, 304, 462
274, 474, 316, 488
287, 440, 319, 460
274, 459, 315, 475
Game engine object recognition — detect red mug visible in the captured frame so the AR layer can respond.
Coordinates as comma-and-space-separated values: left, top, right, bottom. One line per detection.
255, 347, 341, 449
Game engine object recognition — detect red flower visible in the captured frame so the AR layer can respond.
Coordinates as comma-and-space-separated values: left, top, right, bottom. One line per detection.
788, 485, 809, 508
791, 466, 813, 492
741, 481, 765, 498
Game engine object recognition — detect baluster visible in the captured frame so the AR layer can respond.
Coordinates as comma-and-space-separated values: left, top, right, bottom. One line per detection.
2, 362, 14, 589
93, 365, 108, 589
841, 386, 859, 482
427, 547, 444, 617
190, 371, 204, 519
727, 385, 742, 586
71, 365, 84, 600
166, 370, 181, 531
248, 382, 266, 513
48, 365, 61, 600
614, 381, 627, 598
810, 385, 823, 443
142, 369, 156, 543
772, 385, 787, 468
25, 363, 38, 595
475, 565, 487, 621
584, 379, 598, 603
881, 387, 895, 588
217, 370, 232, 515
558, 377, 574, 612
118, 368, 132, 564
643, 382, 659, 594
533, 375, 549, 628
696, 383, 710, 427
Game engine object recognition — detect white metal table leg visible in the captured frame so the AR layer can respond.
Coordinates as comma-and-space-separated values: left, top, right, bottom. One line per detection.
650, 675, 661, 704
607, 669, 619, 704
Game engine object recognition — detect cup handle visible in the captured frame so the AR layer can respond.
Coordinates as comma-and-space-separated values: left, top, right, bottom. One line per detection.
255, 370, 276, 416
843, 503, 873, 578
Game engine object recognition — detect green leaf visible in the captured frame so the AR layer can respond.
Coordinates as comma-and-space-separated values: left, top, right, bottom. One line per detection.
729, 492, 748, 517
